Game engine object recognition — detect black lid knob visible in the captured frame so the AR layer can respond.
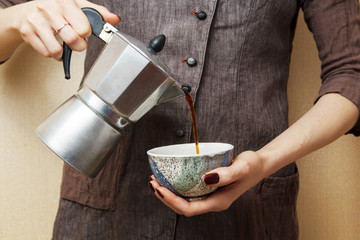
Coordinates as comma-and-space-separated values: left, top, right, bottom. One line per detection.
148, 34, 166, 54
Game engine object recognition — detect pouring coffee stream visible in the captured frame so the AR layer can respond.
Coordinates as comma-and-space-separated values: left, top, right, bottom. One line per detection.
181, 85, 200, 154
36, 8, 199, 177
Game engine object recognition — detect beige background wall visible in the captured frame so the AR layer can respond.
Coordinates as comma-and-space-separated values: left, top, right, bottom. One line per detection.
289, 12, 360, 240
0, 11, 359, 240
0, 45, 83, 239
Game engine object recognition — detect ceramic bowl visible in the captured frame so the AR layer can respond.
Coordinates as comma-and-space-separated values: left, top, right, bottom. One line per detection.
147, 142, 234, 201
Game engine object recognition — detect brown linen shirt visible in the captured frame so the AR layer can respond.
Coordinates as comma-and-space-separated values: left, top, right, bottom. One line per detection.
2, 0, 360, 239
59, 0, 360, 209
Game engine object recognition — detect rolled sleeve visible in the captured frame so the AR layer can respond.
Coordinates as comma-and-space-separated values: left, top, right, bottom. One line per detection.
302, 0, 360, 136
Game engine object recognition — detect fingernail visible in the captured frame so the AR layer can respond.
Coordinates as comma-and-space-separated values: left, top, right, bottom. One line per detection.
148, 182, 155, 192
204, 173, 219, 185
116, 14, 121, 21
156, 189, 164, 198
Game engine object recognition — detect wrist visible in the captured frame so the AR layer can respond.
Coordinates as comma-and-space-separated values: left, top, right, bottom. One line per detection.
236, 150, 277, 180
256, 145, 292, 177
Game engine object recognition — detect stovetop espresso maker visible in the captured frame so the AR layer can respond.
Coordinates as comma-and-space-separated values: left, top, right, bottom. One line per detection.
36, 8, 185, 177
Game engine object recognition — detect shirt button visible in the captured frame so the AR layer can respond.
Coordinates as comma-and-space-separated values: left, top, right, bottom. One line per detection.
181, 84, 192, 93
186, 57, 197, 67
196, 11, 207, 20
175, 129, 185, 137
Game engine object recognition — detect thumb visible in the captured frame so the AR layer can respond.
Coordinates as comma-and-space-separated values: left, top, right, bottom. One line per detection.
203, 165, 241, 187
204, 152, 257, 187
77, 0, 121, 26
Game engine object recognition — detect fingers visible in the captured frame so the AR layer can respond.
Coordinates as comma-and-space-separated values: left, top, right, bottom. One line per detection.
149, 179, 236, 217
149, 176, 235, 217
61, 1, 91, 38
202, 162, 245, 188
22, 31, 53, 59
37, 0, 89, 52
149, 179, 192, 215
20, 10, 63, 59
77, 0, 121, 25
203, 151, 263, 188
204, 166, 244, 188
18, 0, 121, 60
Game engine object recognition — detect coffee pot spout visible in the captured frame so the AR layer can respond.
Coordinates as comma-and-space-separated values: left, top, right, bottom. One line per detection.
157, 82, 185, 105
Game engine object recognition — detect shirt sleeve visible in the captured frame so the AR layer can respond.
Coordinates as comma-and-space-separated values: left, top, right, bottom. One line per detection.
301, 0, 360, 136
0, 0, 31, 8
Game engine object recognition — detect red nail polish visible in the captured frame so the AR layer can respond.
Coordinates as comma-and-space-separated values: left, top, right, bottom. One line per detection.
149, 182, 155, 192
204, 173, 219, 185
156, 189, 164, 198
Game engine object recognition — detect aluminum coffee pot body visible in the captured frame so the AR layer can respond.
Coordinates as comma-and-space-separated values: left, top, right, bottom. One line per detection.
36, 8, 184, 177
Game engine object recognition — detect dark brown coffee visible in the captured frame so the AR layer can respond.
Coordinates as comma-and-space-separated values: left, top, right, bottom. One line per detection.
184, 91, 199, 154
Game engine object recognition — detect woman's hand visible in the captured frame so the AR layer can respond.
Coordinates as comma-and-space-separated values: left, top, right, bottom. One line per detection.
149, 150, 268, 217
0, 0, 120, 61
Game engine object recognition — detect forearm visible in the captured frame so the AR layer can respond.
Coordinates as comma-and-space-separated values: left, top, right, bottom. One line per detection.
258, 93, 359, 176
0, 2, 36, 62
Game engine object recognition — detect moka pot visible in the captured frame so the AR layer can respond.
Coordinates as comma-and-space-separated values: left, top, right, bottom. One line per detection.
36, 8, 185, 177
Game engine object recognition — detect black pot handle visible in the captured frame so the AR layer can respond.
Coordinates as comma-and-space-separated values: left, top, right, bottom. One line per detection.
62, 8, 105, 79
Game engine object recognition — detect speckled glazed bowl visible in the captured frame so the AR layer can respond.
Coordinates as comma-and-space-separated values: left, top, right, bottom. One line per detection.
147, 142, 234, 201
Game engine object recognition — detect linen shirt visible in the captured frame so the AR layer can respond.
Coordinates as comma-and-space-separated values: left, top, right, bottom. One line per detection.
58, 0, 360, 208
1, 0, 360, 239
